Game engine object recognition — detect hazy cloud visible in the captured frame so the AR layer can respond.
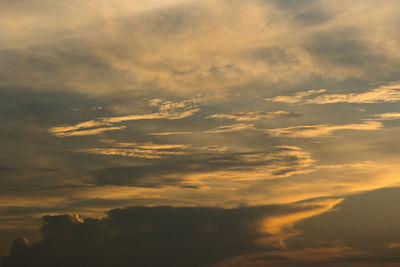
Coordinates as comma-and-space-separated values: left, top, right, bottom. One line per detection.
76, 142, 226, 159
207, 111, 300, 121
49, 98, 199, 137
150, 123, 256, 135
82, 146, 313, 187
265, 121, 382, 138
266, 83, 400, 104
2, 0, 400, 265
372, 113, 400, 121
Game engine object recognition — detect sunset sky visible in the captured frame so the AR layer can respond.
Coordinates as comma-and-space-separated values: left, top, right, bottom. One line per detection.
2, 0, 400, 266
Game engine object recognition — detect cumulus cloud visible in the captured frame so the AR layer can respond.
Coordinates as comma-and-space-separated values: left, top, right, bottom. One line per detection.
6, 189, 400, 267
266, 83, 400, 105
0, 200, 340, 267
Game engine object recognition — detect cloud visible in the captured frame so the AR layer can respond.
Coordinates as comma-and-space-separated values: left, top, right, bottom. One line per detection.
216, 187, 400, 267
9, 189, 400, 267
204, 123, 256, 133
3, 0, 400, 98
150, 123, 256, 135
265, 121, 382, 138
0, 200, 339, 267
52, 126, 126, 137
288, 187, 400, 263
372, 113, 400, 121
259, 198, 343, 248
81, 146, 313, 187
218, 246, 363, 267
49, 98, 199, 137
76, 142, 227, 159
148, 131, 194, 136
207, 111, 300, 121
266, 83, 400, 104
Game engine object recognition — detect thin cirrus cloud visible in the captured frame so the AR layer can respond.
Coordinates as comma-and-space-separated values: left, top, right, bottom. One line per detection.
152, 120, 383, 138
77, 142, 227, 159
149, 123, 255, 136
265, 121, 382, 138
207, 111, 300, 121
81, 146, 314, 187
266, 83, 400, 104
52, 126, 127, 137
372, 113, 400, 121
49, 99, 199, 137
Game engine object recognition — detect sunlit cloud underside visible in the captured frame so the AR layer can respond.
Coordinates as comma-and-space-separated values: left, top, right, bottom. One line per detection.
1, 0, 400, 266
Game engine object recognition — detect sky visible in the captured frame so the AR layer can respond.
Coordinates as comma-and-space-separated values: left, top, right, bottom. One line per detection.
1, 0, 400, 266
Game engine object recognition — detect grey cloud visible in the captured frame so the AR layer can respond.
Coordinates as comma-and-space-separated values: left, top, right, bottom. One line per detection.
304, 30, 380, 66
0, 203, 328, 267
266, 83, 400, 104
207, 111, 300, 121
286, 187, 400, 263
49, 98, 200, 137
249, 47, 299, 66
265, 121, 382, 138
213, 187, 400, 266
84, 147, 312, 186
4, 0, 400, 100
269, 0, 333, 26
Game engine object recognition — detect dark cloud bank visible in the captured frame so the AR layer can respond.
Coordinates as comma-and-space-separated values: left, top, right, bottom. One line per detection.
4, 187, 400, 267
1, 204, 309, 267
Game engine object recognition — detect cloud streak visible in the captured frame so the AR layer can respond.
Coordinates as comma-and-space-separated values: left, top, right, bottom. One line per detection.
81, 146, 314, 187
265, 121, 382, 138
266, 83, 400, 105
150, 123, 256, 136
207, 111, 299, 121
49, 98, 199, 137
372, 113, 400, 121
77, 142, 226, 159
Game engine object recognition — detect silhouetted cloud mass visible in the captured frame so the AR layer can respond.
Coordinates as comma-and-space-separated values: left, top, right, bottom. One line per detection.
4, 188, 400, 267
1, 204, 318, 267
2, 0, 400, 266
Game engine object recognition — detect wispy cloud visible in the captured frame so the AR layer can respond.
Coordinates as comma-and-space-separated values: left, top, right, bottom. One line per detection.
49, 99, 199, 137
149, 131, 194, 136
265, 121, 382, 138
81, 146, 314, 187
150, 123, 255, 136
372, 112, 400, 121
205, 123, 256, 133
77, 142, 227, 159
53, 126, 127, 137
260, 198, 343, 248
266, 83, 400, 104
207, 111, 299, 121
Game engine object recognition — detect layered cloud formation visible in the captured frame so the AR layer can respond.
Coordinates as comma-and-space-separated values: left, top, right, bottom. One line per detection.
2, 0, 400, 266
4, 188, 400, 266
